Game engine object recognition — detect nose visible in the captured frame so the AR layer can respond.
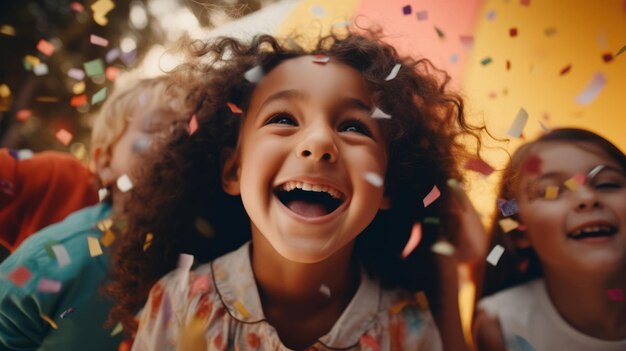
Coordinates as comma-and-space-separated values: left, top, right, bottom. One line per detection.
296, 124, 338, 163
573, 186, 602, 211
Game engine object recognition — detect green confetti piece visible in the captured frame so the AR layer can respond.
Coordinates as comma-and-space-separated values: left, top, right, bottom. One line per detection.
43, 240, 61, 259
434, 26, 445, 39
83, 58, 104, 77
616, 45, 626, 57
481, 57, 493, 66
110, 321, 123, 336
424, 217, 440, 224
91, 87, 107, 105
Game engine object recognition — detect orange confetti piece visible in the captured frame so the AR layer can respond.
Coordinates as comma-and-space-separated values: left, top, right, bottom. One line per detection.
564, 173, 585, 191
233, 300, 250, 318
499, 218, 519, 233
401, 222, 422, 259
100, 230, 116, 247
40, 314, 58, 329
8, 266, 32, 287
188, 114, 198, 135
389, 300, 408, 314
70, 94, 87, 107
415, 291, 429, 310
37, 39, 55, 56
226, 102, 242, 114
56, 129, 73, 146
143, 232, 153, 252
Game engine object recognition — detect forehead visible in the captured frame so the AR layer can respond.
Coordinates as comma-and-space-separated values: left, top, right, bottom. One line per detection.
524, 142, 622, 177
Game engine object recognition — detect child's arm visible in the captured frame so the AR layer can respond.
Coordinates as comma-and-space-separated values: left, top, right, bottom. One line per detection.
472, 308, 507, 351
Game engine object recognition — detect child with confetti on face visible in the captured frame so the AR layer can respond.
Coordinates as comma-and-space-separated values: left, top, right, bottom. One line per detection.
0, 75, 194, 351
106, 31, 487, 351
474, 128, 626, 351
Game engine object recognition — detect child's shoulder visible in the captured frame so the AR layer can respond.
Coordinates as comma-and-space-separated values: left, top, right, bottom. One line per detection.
478, 278, 544, 316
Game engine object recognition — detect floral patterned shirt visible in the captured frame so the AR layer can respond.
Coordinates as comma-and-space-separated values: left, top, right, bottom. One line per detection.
132, 242, 442, 351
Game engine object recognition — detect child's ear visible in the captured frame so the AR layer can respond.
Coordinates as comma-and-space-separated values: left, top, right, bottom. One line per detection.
93, 147, 116, 187
221, 148, 241, 196
379, 195, 391, 210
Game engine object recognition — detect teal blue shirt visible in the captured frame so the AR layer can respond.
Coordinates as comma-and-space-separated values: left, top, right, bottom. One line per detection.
0, 202, 122, 350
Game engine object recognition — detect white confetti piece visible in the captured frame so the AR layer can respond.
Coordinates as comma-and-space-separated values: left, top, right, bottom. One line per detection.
385, 64, 401, 81
33, 63, 49, 76
87, 236, 103, 257
17, 149, 33, 160
116, 174, 133, 192
363, 172, 384, 187
486, 244, 505, 266
371, 106, 391, 119
423, 185, 440, 208
244, 65, 264, 83
576, 72, 607, 105
312, 55, 330, 64
431, 241, 455, 256
37, 278, 62, 293
319, 284, 331, 297
507, 108, 528, 138
51, 244, 71, 267
105, 48, 120, 63
98, 188, 109, 202
67, 68, 85, 80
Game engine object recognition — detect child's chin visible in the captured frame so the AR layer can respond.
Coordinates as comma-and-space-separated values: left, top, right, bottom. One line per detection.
273, 237, 337, 263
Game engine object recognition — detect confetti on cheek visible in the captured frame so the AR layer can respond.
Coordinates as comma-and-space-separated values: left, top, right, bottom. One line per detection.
7, 266, 32, 287
465, 158, 494, 176
401, 223, 422, 259
486, 245, 505, 266
188, 114, 198, 135
384, 63, 401, 81
499, 218, 520, 233
90, 34, 109, 47
363, 172, 384, 187
564, 173, 585, 191
416, 10, 428, 21
91, 0, 115, 26
559, 64, 572, 76
51, 244, 71, 267
360, 335, 381, 351
607, 289, 624, 301
143, 232, 154, 252
87, 236, 103, 257
507, 108, 529, 138
244, 65, 264, 83
576, 72, 607, 105
497, 199, 519, 217
544, 185, 559, 200
319, 284, 331, 297
116, 174, 134, 192
431, 241, 455, 256
37, 278, 62, 293
522, 155, 542, 174
423, 185, 440, 207
60, 307, 75, 319
226, 102, 242, 114
40, 314, 58, 329
371, 107, 391, 119
37, 39, 55, 56
402, 5, 412, 15
312, 55, 330, 64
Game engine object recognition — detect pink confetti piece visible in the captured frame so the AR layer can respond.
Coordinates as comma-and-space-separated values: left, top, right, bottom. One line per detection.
16, 109, 32, 122
360, 335, 381, 351
416, 10, 428, 21
56, 129, 73, 146
312, 55, 330, 64
37, 278, 62, 293
486, 245, 505, 266
105, 66, 120, 81
51, 244, 71, 267
7, 266, 32, 287
90, 34, 109, 47
401, 223, 422, 259
190, 275, 211, 296
576, 72, 606, 105
507, 108, 529, 138
423, 185, 440, 208
226, 102, 242, 114
70, 2, 84, 12
188, 114, 198, 135
564, 173, 585, 190
607, 289, 624, 301
37, 39, 55, 56
384, 63, 401, 81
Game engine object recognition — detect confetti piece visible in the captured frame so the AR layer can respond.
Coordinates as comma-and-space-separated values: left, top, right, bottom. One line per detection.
434, 26, 445, 39
497, 199, 518, 216
507, 108, 529, 138
70, 2, 84, 12
559, 64, 571, 76
67, 68, 85, 80
105, 66, 120, 81
0, 84, 10, 98
459, 35, 474, 49
98, 188, 108, 202
564, 173, 585, 191
423, 185, 440, 207
486, 245, 505, 266
100, 230, 115, 247
90, 34, 109, 47
40, 314, 58, 329
141, 232, 154, 252
195, 217, 215, 238
465, 158, 494, 176
116, 174, 133, 192
24, 55, 41, 67
522, 154, 542, 174
601, 53, 613, 63
44, 241, 61, 259
56, 129, 73, 146
319, 284, 331, 297
190, 275, 211, 296
507, 335, 536, 351
111, 322, 124, 336
509, 28, 518, 37
520, 0, 530, 6
84, 58, 105, 77
60, 307, 75, 319
576, 72, 606, 105
402, 5, 412, 15
450, 53, 458, 64
91, 87, 107, 105
389, 301, 409, 314
312, 55, 330, 64
486, 10, 496, 21
244, 65, 264, 83
226, 102, 242, 114
363, 172, 384, 187
37, 39, 55, 56
416, 10, 428, 21
33, 63, 49, 76
431, 241, 455, 256
385, 64, 401, 81
607, 289, 625, 301
360, 335, 381, 351
401, 223, 422, 259
481, 57, 493, 66
8, 266, 32, 287
87, 236, 104, 257
37, 278, 62, 293
16, 149, 33, 160
543, 185, 559, 200
91, 0, 115, 26
70, 94, 87, 107
51, 244, 71, 267
233, 300, 250, 318
188, 114, 198, 135
106, 48, 121, 63
371, 106, 391, 119
0, 25, 16, 36
415, 291, 429, 310
311, 4, 325, 17
121, 49, 137, 65
499, 218, 519, 233
72, 81, 85, 95
617, 45, 626, 57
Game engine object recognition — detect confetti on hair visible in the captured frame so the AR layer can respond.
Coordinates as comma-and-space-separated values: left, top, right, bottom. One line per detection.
195, 217, 215, 238
72, 81, 85, 95
87, 236, 104, 257
617, 45, 626, 57
576, 72, 606, 105
188, 114, 198, 135
363, 172, 384, 187
465, 158, 494, 176
481, 57, 492, 66
7, 266, 32, 287
417, 10, 428, 21
384, 64, 401, 81
401, 223, 422, 259
36, 39, 55, 56
100, 230, 115, 247
36, 96, 58, 103
431, 241, 455, 256
312, 55, 330, 64
607, 289, 625, 301
226, 102, 242, 114
91, 0, 115, 26
509, 28, 518, 37
60, 307, 76, 319
91, 87, 107, 105
564, 173, 585, 191
360, 335, 381, 351
51, 244, 71, 267
67, 68, 85, 80
486, 245, 505, 266
90, 34, 109, 47
499, 218, 520, 233
434, 26, 445, 39
424, 217, 440, 224
559, 64, 571, 76
37, 278, 62, 293
0, 25, 16, 36
143, 233, 154, 252
0, 84, 10, 98
497, 199, 518, 217
111, 321, 124, 336
233, 300, 251, 318
40, 314, 58, 329
83, 58, 105, 77
402, 5, 412, 15
423, 185, 440, 208
116, 174, 133, 192
507, 108, 528, 138
319, 284, 331, 297
371, 107, 391, 119
244, 65, 264, 83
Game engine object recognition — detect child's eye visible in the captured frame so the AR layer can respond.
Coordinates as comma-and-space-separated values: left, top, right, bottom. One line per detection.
266, 113, 297, 126
339, 120, 372, 136
593, 182, 623, 190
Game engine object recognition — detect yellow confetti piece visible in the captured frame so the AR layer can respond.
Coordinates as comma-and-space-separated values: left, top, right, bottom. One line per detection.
0, 84, 10, 98
415, 291, 429, 310
499, 218, 519, 233
87, 236, 103, 257
91, 0, 115, 26
40, 314, 58, 329
143, 233, 153, 252
110, 321, 123, 336
24, 55, 41, 67
389, 300, 408, 314
233, 300, 250, 318
430, 241, 455, 256
195, 217, 214, 238
72, 81, 85, 95
69, 143, 87, 160
97, 218, 113, 232
100, 230, 116, 247
544, 185, 559, 200
564, 173, 585, 191
0, 25, 16, 36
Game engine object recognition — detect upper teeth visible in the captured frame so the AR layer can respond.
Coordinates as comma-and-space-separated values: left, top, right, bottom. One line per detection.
280, 181, 343, 200
570, 225, 612, 237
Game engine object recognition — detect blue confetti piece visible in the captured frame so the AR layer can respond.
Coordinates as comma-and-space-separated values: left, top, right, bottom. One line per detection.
497, 199, 519, 217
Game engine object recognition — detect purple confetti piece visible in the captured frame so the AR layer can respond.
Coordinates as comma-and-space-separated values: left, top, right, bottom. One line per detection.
576, 72, 606, 105
106, 48, 121, 63
497, 199, 519, 217
402, 5, 412, 15
121, 49, 137, 66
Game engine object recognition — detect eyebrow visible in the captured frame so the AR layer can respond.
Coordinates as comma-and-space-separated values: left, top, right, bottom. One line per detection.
258, 89, 372, 113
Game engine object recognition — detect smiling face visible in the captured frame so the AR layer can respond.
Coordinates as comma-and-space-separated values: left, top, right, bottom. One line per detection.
222, 56, 389, 263
516, 142, 626, 274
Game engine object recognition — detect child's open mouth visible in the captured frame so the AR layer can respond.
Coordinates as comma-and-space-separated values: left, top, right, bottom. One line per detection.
567, 224, 617, 240
274, 181, 345, 217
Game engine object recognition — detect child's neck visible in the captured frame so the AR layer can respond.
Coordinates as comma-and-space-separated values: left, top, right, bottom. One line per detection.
544, 267, 626, 340
250, 233, 360, 349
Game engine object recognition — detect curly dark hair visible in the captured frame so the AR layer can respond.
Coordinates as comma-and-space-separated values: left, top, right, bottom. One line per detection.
481, 128, 626, 298
104, 30, 486, 333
